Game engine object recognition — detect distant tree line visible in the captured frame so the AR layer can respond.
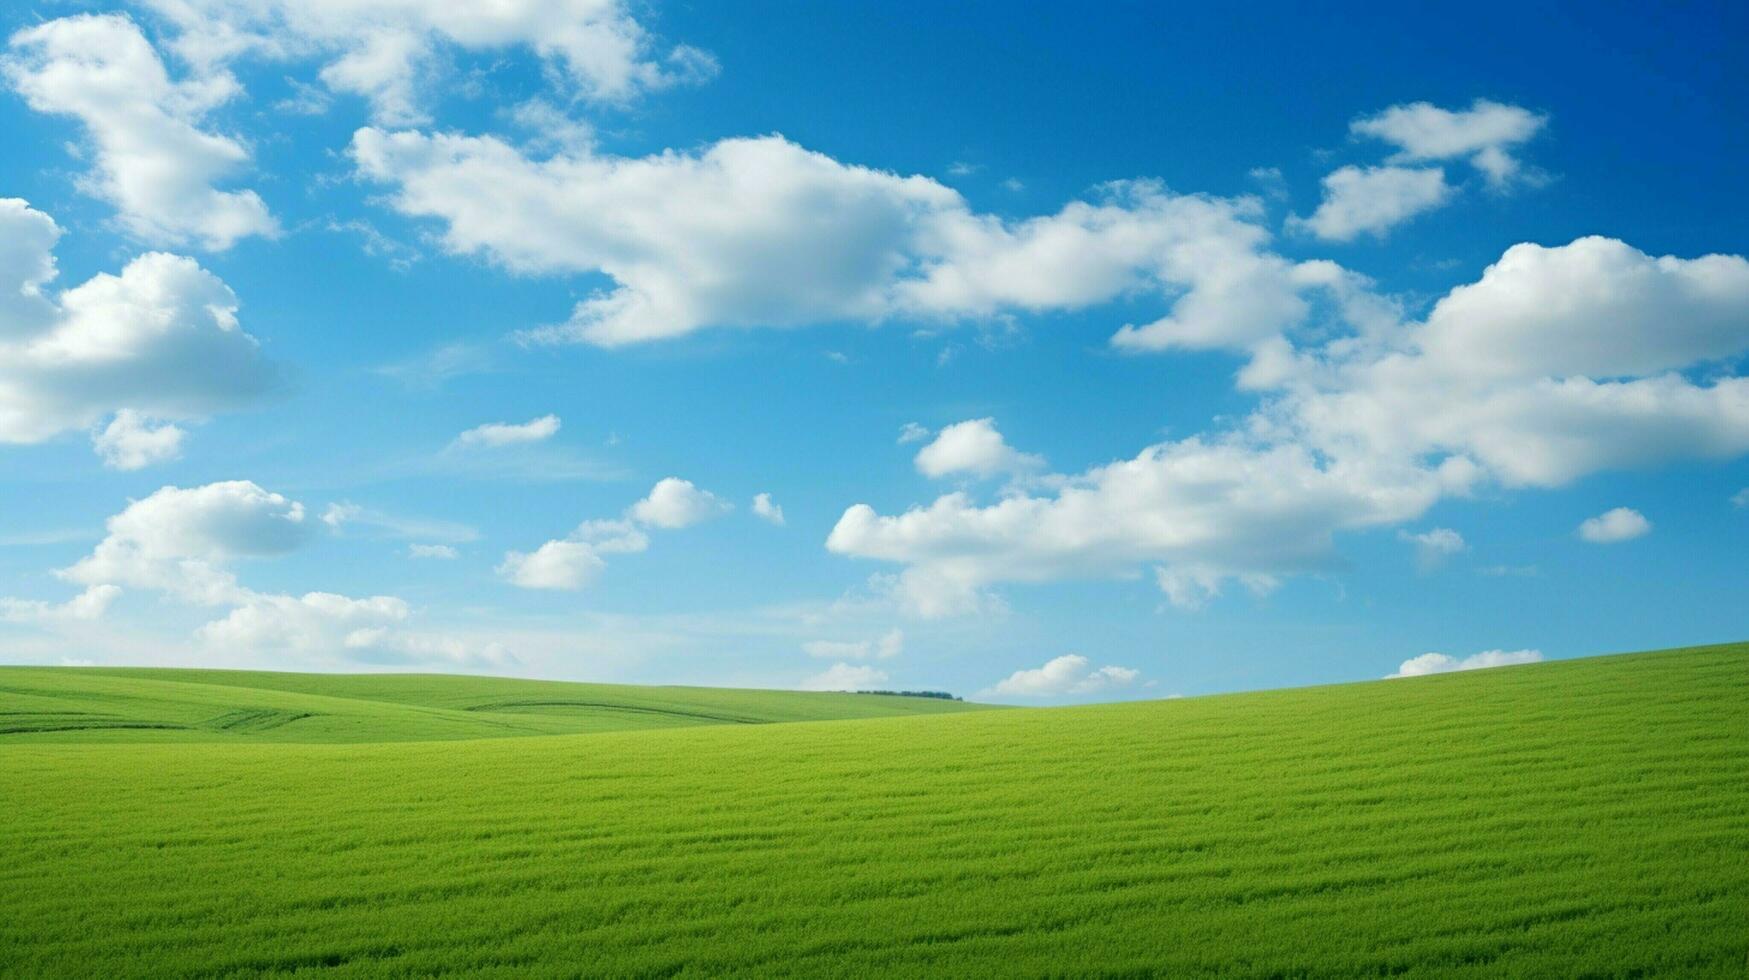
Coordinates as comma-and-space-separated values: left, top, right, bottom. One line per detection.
855, 690, 962, 701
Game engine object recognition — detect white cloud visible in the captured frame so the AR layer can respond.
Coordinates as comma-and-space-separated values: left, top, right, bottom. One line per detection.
897, 183, 1297, 345
351, 130, 1314, 352
320, 503, 360, 528
92, 411, 185, 470
1391, 648, 1542, 677
1352, 99, 1547, 186
408, 543, 458, 560
6, 480, 501, 666
752, 492, 785, 526
352, 130, 960, 345
988, 654, 1139, 697
1733, 488, 1749, 508
571, 518, 652, 555
499, 478, 720, 590
1398, 527, 1466, 571
897, 422, 932, 444
139, 0, 716, 125
453, 414, 561, 448
831, 230, 1749, 616
59, 480, 310, 604
830, 438, 1455, 617
195, 591, 513, 667
798, 662, 888, 692
629, 477, 729, 529
913, 418, 1044, 479
343, 628, 514, 668
197, 591, 406, 652
4, 14, 277, 250
1268, 238, 1749, 489
1577, 507, 1651, 544
1, 585, 121, 624
802, 628, 902, 661
496, 539, 605, 590
1290, 165, 1452, 241
0, 199, 277, 452
1153, 566, 1279, 611
508, 98, 597, 154
0, 195, 60, 331
1416, 237, 1749, 381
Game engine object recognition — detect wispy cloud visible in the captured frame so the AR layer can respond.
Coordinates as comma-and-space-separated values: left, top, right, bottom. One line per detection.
323, 503, 480, 543
452, 415, 561, 449
374, 342, 497, 390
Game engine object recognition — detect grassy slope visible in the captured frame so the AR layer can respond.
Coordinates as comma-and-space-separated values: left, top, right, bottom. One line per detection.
2, 643, 1746, 977
0, 666, 994, 743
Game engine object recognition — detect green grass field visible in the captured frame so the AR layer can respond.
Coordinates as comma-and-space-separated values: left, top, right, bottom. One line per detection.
3, 644, 1746, 977
0, 666, 993, 742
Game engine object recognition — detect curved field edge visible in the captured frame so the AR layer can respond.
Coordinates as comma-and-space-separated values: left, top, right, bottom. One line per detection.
1, 642, 1745, 977
0, 666, 997, 743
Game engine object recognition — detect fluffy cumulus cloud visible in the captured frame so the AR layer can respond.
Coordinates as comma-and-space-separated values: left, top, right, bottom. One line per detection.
197, 591, 405, 651
752, 493, 785, 525
1291, 100, 1545, 244
1266, 239, 1749, 488
0, 199, 277, 453
351, 129, 1322, 351
500, 478, 723, 590
829, 231, 1749, 616
453, 414, 561, 448
901, 183, 1307, 355
629, 478, 730, 529
198, 591, 511, 667
1577, 507, 1651, 544
802, 628, 903, 661
1352, 99, 1547, 186
92, 410, 186, 470
351, 130, 959, 344
4, 14, 277, 250
0, 480, 500, 666
497, 538, 609, 590
831, 436, 1458, 617
913, 418, 1044, 479
138, 0, 715, 125
1291, 165, 1453, 241
988, 654, 1139, 697
1391, 648, 1543, 677
798, 662, 888, 692
59, 480, 311, 604
1415, 238, 1749, 380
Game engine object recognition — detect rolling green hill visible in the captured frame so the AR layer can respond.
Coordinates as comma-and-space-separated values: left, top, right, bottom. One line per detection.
2, 643, 1745, 976
0, 666, 994, 742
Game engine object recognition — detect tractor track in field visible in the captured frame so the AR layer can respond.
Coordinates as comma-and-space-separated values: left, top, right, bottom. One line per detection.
202, 708, 320, 733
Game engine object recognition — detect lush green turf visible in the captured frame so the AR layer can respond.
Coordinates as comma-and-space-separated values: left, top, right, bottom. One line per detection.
2, 644, 1745, 977
0, 666, 994, 743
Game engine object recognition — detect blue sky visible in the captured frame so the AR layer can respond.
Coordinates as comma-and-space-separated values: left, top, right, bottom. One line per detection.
1, 1, 1745, 701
